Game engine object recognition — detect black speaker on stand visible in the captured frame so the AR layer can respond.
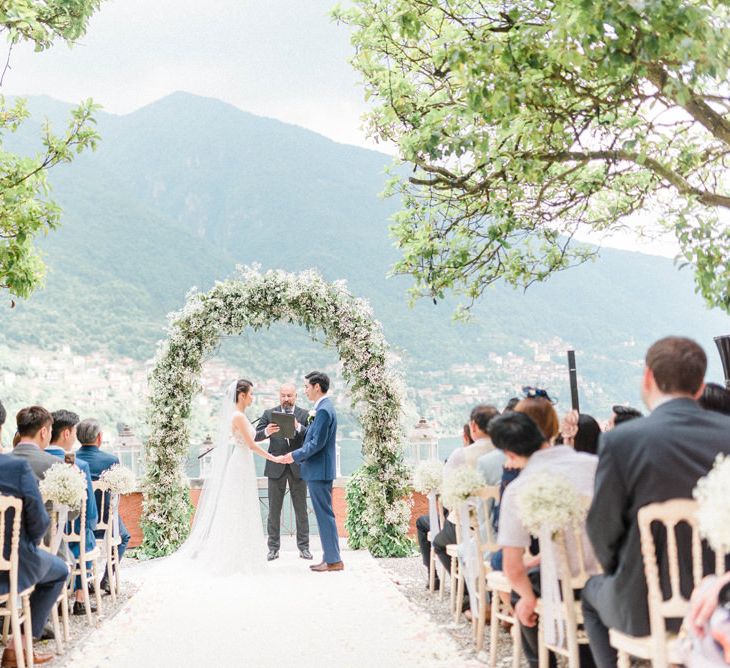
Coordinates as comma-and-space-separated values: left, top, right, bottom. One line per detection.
714, 335, 730, 389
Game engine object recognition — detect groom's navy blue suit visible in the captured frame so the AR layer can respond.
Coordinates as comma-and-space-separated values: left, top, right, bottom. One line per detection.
291, 397, 341, 564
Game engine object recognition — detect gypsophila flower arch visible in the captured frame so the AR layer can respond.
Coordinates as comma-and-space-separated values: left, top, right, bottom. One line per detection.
142, 266, 412, 557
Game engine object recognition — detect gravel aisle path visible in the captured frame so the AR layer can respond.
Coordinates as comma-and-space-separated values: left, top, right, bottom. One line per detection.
53, 541, 475, 668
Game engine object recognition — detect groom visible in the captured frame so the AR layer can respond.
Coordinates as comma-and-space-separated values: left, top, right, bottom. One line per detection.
281, 371, 343, 572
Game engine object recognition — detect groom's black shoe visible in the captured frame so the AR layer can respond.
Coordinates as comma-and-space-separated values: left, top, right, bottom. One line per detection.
299, 549, 313, 560
267, 550, 279, 561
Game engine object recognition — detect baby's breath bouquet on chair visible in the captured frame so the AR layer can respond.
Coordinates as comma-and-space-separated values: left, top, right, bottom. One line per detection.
100, 464, 136, 494
516, 472, 591, 647
412, 460, 444, 495
39, 463, 87, 507
516, 472, 591, 537
441, 466, 484, 611
441, 466, 483, 511
694, 454, 730, 554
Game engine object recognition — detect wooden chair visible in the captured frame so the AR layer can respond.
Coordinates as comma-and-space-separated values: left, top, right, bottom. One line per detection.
427, 494, 446, 599
608, 498, 705, 668
536, 522, 596, 668
468, 486, 500, 651
486, 570, 522, 668
64, 493, 103, 625
445, 504, 465, 622
0, 496, 35, 668
40, 503, 71, 654
92, 481, 122, 602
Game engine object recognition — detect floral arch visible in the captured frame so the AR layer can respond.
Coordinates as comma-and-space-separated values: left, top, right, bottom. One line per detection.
142, 267, 412, 557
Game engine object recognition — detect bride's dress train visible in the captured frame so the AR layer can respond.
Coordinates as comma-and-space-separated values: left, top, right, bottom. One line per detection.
175, 412, 265, 576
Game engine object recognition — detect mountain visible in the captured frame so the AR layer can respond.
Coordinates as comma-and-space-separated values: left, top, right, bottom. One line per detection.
2, 92, 728, 417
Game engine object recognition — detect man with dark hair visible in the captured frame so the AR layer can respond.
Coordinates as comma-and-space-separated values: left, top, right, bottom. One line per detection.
0, 453, 67, 665
491, 412, 598, 668
698, 382, 730, 416
582, 337, 730, 668
47, 410, 100, 612
0, 399, 6, 443
10, 406, 58, 480
608, 404, 643, 428
282, 372, 342, 571
304, 370, 330, 395
416, 404, 498, 595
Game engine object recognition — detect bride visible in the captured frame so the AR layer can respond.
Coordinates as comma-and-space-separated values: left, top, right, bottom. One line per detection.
177, 378, 281, 575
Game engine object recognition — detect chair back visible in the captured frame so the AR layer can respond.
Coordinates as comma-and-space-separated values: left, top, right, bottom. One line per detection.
44, 503, 70, 556
469, 486, 500, 558
638, 498, 703, 665
548, 524, 595, 654
92, 481, 120, 542
0, 496, 23, 599
63, 491, 89, 558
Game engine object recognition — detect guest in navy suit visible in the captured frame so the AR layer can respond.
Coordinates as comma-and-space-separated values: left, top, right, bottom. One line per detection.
283, 371, 343, 572
47, 410, 100, 613
74, 419, 131, 580
0, 407, 68, 666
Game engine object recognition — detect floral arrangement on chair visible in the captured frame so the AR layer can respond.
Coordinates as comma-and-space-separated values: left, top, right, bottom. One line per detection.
100, 464, 136, 495
412, 460, 444, 495
441, 466, 483, 510
694, 453, 730, 553
39, 463, 87, 508
516, 472, 591, 537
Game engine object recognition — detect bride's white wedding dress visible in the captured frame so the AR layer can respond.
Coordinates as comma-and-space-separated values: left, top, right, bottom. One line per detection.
178, 410, 266, 576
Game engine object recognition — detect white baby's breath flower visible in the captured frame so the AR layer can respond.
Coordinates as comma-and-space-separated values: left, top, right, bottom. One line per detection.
694, 454, 730, 553
516, 473, 590, 536
100, 464, 137, 494
441, 466, 483, 510
39, 463, 87, 508
412, 460, 444, 495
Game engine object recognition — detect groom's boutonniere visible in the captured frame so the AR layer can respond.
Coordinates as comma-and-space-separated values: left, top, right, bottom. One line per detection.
307, 410, 316, 425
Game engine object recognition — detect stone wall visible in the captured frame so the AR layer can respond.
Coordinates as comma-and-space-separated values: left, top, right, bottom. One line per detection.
119, 481, 429, 549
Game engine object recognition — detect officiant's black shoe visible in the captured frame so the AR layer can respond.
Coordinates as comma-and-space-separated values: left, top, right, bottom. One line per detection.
267, 550, 279, 561
73, 600, 97, 615
299, 549, 313, 560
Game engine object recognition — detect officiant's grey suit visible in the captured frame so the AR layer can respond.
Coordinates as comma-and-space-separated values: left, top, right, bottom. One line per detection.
255, 405, 310, 552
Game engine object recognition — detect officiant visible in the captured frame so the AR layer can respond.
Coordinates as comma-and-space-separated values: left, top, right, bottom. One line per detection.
255, 383, 312, 561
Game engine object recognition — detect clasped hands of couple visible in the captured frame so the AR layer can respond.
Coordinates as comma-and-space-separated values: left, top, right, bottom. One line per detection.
263, 422, 297, 465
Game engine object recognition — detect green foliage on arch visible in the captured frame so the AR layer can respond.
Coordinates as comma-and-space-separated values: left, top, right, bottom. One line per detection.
142, 267, 412, 557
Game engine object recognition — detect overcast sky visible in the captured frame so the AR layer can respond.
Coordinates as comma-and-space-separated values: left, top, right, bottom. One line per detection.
3, 0, 679, 256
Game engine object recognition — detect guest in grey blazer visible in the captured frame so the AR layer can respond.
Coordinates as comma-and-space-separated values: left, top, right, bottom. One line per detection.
10, 406, 58, 480
582, 337, 730, 668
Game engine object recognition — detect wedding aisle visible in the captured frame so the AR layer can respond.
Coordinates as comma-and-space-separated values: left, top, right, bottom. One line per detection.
58, 539, 472, 668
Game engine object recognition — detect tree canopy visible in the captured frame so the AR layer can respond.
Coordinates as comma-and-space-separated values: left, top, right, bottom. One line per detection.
0, 0, 103, 299
335, 0, 730, 313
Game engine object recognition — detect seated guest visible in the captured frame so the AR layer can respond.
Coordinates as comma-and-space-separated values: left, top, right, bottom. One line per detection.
75, 419, 131, 571
47, 410, 100, 613
682, 571, 730, 665
559, 410, 602, 455
582, 337, 730, 668
479, 393, 560, 486
462, 422, 474, 446
416, 404, 499, 590
10, 407, 58, 480
699, 382, 730, 416
0, 454, 68, 666
492, 411, 598, 668
606, 404, 642, 429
